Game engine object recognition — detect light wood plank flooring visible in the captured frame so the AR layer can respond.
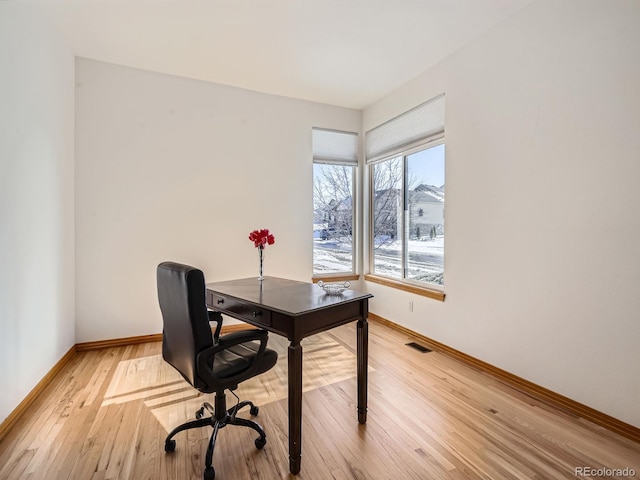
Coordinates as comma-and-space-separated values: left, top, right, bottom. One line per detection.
1, 320, 638, 480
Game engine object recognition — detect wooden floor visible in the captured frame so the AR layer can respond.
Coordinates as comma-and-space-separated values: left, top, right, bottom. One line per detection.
1, 320, 639, 480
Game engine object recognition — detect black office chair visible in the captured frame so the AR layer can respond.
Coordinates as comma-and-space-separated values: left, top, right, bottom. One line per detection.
157, 261, 278, 480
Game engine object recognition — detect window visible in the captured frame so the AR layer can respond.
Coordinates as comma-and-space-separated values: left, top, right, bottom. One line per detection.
367, 94, 445, 290
312, 128, 358, 276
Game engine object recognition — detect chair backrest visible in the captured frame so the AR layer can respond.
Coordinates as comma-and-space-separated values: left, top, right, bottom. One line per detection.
157, 262, 213, 389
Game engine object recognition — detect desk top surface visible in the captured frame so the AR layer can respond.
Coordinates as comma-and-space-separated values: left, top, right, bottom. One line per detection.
206, 276, 372, 316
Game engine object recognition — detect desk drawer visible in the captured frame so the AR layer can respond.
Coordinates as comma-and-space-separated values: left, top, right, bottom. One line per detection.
208, 293, 272, 327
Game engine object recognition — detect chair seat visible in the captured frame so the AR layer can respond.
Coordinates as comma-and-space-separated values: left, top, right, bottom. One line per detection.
213, 341, 278, 379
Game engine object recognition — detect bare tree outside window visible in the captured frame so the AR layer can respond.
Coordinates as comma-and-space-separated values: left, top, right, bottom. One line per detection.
370, 144, 445, 286
371, 157, 403, 278
313, 164, 354, 274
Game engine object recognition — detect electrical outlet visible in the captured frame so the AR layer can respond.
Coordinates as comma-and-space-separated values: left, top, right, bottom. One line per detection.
408, 300, 413, 312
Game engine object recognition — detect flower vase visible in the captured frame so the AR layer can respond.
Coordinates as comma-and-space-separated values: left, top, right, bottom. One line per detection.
258, 247, 265, 280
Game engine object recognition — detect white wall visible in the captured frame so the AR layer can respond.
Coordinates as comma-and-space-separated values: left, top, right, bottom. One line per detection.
363, 0, 640, 428
0, 5, 75, 423
75, 58, 361, 342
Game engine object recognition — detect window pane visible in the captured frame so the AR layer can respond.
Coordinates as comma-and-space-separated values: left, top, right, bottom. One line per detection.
313, 164, 354, 274
406, 144, 445, 285
372, 157, 403, 278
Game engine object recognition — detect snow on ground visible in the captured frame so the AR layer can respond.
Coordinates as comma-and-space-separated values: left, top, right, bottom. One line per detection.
313, 236, 444, 285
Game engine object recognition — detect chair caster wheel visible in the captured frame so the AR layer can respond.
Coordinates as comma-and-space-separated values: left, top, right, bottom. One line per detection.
250, 405, 259, 416
255, 437, 266, 450
203, 466, 215, 480
195, 407, 204, 419
164, 439, 176, 452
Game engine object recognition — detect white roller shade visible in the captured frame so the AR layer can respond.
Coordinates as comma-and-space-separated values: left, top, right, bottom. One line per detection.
366, 93, 444, 163
312, 128, 358, 165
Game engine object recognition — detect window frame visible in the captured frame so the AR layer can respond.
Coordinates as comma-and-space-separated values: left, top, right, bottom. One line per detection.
367, 138, 445, 297
312, 128, 359, 279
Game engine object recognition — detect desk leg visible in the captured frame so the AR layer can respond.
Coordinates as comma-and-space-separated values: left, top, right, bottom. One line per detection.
288, 340, 303, 474
357, 317, 368, 424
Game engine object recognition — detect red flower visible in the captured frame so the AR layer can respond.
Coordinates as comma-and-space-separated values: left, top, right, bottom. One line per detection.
249, 228, 275, 249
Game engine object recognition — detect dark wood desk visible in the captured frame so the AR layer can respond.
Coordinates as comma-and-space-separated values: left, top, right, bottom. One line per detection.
205, 276, 372, 475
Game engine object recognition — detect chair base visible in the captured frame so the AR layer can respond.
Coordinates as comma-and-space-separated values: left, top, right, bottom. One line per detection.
164, 391, 266, 480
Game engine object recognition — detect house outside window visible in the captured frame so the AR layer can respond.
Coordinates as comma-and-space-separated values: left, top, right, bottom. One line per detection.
366, 94, 445, 291
312, 128, 358, 276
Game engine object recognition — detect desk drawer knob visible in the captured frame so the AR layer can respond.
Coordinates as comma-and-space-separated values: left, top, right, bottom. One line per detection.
217, 299, 224, 305
252, 311, 263, 317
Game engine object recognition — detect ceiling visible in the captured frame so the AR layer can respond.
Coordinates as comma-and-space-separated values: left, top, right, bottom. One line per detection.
40, 0, 534, 109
